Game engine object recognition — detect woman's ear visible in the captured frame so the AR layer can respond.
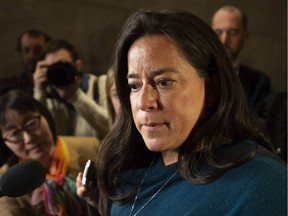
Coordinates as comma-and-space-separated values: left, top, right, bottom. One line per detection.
205, 74, 220, 108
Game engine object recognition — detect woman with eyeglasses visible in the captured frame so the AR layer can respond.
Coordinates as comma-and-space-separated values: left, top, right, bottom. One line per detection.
0, 89, 99, 216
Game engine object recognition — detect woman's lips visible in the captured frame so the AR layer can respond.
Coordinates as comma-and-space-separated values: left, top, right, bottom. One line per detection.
27, 145, 41, 153
141, 122, 167, 131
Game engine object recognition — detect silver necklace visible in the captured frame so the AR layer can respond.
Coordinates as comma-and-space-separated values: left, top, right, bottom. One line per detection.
128, 160, 178, 216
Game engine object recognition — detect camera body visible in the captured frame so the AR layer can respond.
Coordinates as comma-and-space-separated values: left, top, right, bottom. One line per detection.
46, 60, 78, 86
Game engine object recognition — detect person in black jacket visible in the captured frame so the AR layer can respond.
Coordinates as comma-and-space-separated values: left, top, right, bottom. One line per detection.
211, 5, 271, 117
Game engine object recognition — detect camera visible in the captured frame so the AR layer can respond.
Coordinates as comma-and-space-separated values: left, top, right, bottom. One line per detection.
46, 60, 78, 87
81, 160, 96, 188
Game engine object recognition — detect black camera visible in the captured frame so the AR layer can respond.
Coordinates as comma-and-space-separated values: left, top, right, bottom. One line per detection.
46, 61, 78, 87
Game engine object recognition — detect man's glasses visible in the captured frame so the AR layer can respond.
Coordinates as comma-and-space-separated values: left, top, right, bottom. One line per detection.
2, 116, 41, 143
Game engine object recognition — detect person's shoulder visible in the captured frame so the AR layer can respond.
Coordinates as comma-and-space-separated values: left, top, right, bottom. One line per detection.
239, 65, 270, 81
253, 147, 286, 176
86, 72, 107, 79
239, 64, 263, 74
86, 73, 107, 87
238, 140, 286, 183
234, 141, 287, 214
97, 74, 107, 84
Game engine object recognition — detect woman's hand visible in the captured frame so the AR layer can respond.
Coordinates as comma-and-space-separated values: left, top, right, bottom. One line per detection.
31, 186, 45, 216
76, 172, 99, 208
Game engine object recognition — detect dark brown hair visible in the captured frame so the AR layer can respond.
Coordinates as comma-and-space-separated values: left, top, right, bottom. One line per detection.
43, 39, 79, 62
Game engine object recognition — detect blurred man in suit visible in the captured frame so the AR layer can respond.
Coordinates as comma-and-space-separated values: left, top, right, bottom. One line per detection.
211, 5, 271, 115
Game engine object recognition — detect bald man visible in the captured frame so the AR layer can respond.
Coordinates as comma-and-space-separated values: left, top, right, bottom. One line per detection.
211, 6, 271, 117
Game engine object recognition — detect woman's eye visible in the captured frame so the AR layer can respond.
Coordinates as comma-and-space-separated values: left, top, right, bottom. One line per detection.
9, 130, 21, 138
127, 83, 139, 91
157, 79, 174, 87
26, 122, 35, 130
25, 119, 38, 130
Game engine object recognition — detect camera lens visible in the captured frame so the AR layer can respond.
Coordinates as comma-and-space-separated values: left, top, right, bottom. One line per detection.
47, 61, 77, 86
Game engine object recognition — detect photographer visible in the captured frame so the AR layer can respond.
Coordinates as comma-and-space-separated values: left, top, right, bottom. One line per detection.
33, 39, 109, 139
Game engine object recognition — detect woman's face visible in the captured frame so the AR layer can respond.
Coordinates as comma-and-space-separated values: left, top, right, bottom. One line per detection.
1, 109, 54, 163
127, 35, 205, 164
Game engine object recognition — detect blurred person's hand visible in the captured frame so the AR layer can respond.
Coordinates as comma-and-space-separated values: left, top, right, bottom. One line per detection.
33, 60, 49, 90
76, 172, 99, 208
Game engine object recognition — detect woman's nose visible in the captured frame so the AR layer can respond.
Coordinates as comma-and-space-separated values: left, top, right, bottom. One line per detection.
138, 85, 158, 111
22, 131, 35, 144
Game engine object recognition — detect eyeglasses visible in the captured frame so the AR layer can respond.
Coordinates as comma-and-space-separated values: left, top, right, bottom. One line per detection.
2, 116, 41, 143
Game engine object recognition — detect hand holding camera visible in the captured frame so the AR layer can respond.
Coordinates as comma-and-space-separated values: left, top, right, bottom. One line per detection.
33, 60, 49, 90
33, 60, 81, 100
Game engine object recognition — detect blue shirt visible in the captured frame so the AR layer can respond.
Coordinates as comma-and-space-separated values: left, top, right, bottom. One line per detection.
111, 141, 287, 216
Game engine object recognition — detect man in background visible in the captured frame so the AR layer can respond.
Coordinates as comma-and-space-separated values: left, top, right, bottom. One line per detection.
33, 39, 109, 139
16, 29, 52, 94
211, 5, 271, 116
0, 29, 51, 94
212, 6, 287, 162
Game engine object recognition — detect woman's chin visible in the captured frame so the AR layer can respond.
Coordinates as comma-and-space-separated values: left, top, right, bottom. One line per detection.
145, 139, 166, 152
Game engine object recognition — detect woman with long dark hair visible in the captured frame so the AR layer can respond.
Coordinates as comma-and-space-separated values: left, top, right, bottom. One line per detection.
80, 9, 286, 216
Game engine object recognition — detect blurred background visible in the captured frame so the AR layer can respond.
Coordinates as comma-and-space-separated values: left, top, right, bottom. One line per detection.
0, 0, 286, 92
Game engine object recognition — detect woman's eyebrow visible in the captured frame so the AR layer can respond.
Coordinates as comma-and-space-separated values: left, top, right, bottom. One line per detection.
3, 125, 17, 131
127, 73, 138, 79
127, 68, 180, 79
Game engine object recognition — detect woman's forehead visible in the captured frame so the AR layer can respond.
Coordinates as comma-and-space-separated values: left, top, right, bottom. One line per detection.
2, 110, 38, 124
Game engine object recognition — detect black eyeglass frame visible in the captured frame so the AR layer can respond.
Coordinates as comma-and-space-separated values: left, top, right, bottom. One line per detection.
2, 115, 42, 143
